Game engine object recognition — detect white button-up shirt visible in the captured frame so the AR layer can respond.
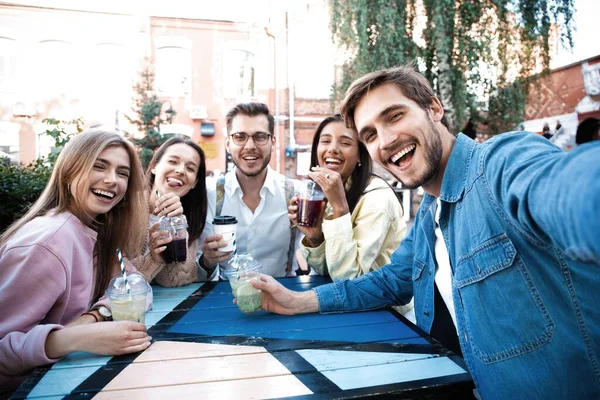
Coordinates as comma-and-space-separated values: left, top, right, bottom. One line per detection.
204, 167, 301, 277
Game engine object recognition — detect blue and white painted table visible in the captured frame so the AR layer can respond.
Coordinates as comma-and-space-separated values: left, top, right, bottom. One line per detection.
12, 276, 473, 399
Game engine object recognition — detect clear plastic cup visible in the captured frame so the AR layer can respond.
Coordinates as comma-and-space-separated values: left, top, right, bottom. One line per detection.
222, 253, 262, 313
296, 180, 326, 227
106, 272, 151, 323
158, 215, 188, 263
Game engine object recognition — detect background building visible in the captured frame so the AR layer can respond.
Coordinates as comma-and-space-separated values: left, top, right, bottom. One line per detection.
522, 54, 600, 149
0, 0, 339, 177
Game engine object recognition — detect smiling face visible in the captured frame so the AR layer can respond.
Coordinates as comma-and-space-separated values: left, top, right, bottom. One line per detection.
151, 143, 200, 197
71, 145, 130, 223
316, 121, 360, 182
354, 83, 444, 190
226, 114, 274, 178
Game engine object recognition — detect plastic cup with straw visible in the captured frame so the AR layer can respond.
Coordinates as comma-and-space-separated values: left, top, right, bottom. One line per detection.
105, 249, 150, 323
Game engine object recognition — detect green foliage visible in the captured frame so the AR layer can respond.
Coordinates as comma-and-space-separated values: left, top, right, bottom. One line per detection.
330, 0, 575, 133
125, 58, 176, 168
487, 81, 528, 133
0, 118, 83, 233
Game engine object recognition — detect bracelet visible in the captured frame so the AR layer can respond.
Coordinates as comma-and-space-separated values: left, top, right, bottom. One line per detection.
295, 265, 312, 276
199, 254, 215, 274
82, 312, 99, 323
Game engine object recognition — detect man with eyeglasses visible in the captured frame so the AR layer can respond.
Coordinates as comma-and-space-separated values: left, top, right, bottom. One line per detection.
198, 103, 302, 279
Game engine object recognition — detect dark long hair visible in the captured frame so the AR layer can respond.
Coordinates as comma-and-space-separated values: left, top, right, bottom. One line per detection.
146, 137, 207, 243
310, 115, 373, 213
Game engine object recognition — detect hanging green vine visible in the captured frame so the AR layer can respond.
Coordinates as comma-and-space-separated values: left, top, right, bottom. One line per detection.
330, 0, 574, 134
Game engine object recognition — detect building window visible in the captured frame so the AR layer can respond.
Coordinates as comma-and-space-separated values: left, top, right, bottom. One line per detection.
224, 49, 255, 99
0, 37, 17, 93
155, 45, 191, 97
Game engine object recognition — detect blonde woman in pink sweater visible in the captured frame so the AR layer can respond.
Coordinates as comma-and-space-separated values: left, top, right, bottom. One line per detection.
0, 129, 150, 396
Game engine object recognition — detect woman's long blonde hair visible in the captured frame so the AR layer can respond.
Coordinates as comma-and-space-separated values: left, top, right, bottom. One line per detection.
0, 129, 148, 301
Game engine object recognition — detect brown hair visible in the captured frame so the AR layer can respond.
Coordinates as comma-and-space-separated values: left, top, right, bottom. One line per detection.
340, 65, 449, 130
146, 137, 207, 242
0, 129, 147, 302
225, 102, 274, 135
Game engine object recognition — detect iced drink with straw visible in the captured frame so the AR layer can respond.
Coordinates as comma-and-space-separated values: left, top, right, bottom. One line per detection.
296, 180, 326, 227
107, 250, 150, 323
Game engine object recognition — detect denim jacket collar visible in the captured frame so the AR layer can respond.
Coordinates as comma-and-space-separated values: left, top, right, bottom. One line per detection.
438, 133, 476, 204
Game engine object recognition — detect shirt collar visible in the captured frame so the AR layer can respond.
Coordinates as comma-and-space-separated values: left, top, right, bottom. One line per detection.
229, 166, 276, 196
438, 133, 476, 203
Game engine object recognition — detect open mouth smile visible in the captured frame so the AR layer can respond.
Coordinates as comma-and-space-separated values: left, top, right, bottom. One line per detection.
324, 157, 343, 167
390, 144, 416, 167
91, 188, 116, 201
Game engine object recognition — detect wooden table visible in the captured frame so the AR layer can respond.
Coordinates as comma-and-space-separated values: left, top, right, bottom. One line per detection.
12, 276, 473, 399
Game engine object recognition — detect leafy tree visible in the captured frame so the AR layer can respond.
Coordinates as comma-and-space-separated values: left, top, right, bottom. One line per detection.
126, 58, 176, 168
0, 118, 82, 233
330, 0, 574, 133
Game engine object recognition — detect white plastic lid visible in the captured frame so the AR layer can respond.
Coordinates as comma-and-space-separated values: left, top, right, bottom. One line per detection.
106, 272, 150, 297
222, 253, 261, 279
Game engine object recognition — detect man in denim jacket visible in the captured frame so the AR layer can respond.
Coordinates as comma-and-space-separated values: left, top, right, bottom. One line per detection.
253, 66, 600, 399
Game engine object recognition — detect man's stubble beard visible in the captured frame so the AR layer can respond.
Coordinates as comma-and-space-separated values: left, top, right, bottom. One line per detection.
397, 120, 443, 190
233, 150, 272, 178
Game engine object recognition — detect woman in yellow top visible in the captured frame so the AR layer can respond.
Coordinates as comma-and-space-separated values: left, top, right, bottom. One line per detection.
289, 114, 408, 281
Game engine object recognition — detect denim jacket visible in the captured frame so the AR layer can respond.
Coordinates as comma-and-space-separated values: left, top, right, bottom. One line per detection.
315, 133, 600, 399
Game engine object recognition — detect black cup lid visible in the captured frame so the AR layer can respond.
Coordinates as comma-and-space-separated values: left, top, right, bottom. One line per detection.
213, 215, 237, 225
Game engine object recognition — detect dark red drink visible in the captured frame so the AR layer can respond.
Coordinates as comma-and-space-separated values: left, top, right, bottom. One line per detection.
297, 197, 325, 227
163, 238, 187, 263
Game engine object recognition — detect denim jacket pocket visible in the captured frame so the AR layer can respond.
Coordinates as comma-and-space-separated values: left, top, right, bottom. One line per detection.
412, 259, 426, 281
455, 234, 555, 364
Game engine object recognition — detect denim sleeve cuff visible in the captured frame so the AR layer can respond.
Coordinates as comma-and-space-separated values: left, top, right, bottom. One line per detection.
313, 280, 345, 313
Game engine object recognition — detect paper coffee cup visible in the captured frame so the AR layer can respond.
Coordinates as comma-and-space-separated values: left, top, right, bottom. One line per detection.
213, 215, 237, 252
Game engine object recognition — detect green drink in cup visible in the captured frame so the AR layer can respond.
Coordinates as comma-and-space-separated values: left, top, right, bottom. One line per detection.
223, 253, 262, 313
106, 272, 150, 323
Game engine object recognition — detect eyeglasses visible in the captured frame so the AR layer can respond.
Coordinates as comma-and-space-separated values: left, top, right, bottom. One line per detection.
229, 132, 273, 146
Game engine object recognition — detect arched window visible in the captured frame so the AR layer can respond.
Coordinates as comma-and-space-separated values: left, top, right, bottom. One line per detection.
155, 45, 191, 97
224, 49, 255, 99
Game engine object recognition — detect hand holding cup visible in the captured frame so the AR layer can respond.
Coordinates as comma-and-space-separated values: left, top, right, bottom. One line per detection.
201, 234, 234, 268
288, 195, 324, 247
308, 167, 349, 218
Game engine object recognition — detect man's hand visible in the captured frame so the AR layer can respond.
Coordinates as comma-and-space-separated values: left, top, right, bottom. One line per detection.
201, 234, 233, 267
251, 274, 319, 315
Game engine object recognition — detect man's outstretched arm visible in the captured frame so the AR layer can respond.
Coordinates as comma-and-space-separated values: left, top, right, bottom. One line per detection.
252, 225, 416, 315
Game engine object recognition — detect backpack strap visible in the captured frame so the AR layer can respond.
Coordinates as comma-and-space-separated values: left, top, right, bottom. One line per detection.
284, 177, 297, 274
215, 176, 226, 217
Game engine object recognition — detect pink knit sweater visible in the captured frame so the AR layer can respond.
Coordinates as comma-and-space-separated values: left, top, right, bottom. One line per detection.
0, 211, 99, 393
